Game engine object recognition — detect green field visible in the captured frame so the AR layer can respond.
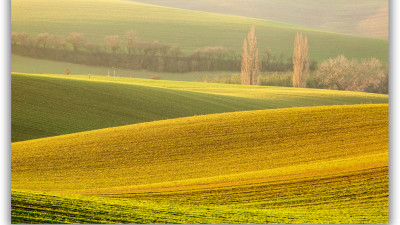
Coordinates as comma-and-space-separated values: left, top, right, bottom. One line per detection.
129, 0, 388, 39
12, 104, 388, 223
11, 0, 388, 63
11, 54, 231, 81
12, 73, 388, 142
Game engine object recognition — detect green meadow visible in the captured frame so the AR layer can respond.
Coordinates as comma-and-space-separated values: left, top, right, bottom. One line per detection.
11, 54, 231, 81
129, 0, 388, 39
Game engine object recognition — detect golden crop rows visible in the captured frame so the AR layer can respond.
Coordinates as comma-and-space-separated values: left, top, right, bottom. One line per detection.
11, 104, 388, 223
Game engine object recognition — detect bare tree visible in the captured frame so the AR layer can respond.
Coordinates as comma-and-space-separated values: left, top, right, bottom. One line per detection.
64, 68, 70, 75
48, 34, 66, 50
12, 32, 28, 45
314, 55, 350, 90
105, 35, 120, 53
36, 33, 50, 48
241, 39, 249, 84
292, 33, 309, 88
168, 45, 182, 57
241, 25, 260, 85
84, 41, 101, 53
11, 32, 19, 45
254, 48, 260, 83
15, 32, 30, 46
352, 58, 384, 92
314, 55, 387, 93
66, 32, 84, 51
125, 30, 138, 54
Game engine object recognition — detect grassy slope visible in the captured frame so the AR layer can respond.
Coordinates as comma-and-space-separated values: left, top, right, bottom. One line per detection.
12, 73, 388, 142
11, 73, 264, 142
129, 0, 388, 39
11, 0, 388, 63
11, 54, 233, 81
12, 104, 388, 223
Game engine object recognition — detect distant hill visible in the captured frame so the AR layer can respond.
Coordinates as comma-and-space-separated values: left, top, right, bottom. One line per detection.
11, 0, 388, 63
129, 0, 388, 40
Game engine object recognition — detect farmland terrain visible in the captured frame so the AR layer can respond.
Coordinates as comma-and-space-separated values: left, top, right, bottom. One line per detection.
128, 0, 388, 39
12, 104, 388, 223
11, 0, 389, 222
12, 73, 388, 142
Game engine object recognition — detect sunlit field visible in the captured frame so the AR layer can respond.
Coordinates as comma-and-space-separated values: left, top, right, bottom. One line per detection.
12, 104, 388, 223
11, 0, 389, 223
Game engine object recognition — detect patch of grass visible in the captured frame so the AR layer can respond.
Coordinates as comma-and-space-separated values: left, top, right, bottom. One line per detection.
12, 73, 388, 142
11, 0, 388, 62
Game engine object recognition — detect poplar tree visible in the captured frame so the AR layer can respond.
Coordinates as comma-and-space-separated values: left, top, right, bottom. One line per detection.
292, 33, 309, 88
241, 25, 260, 85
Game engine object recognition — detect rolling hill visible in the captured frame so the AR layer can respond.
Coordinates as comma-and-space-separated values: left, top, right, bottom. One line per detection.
11, 104, 388, 223
128, 0, 388, 39
11, 0, 388, 63
12, 73, 388, 142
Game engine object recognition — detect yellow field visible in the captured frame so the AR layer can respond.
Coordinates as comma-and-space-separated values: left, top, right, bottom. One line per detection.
12, 104, 387, 192
11, 104, 388, 223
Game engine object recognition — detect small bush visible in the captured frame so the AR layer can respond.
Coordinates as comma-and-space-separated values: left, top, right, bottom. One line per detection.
64, 68, 70, 75
149, 75, 161, 80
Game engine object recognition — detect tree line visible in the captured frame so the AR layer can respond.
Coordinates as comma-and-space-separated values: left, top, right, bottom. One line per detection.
12, 29, 386, 94
11, 31, 297, 73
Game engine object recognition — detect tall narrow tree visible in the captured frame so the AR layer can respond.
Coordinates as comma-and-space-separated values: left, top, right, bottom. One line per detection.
241, 25, 260, 85
292, 33, 310, 88
241, 40, 249, 84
